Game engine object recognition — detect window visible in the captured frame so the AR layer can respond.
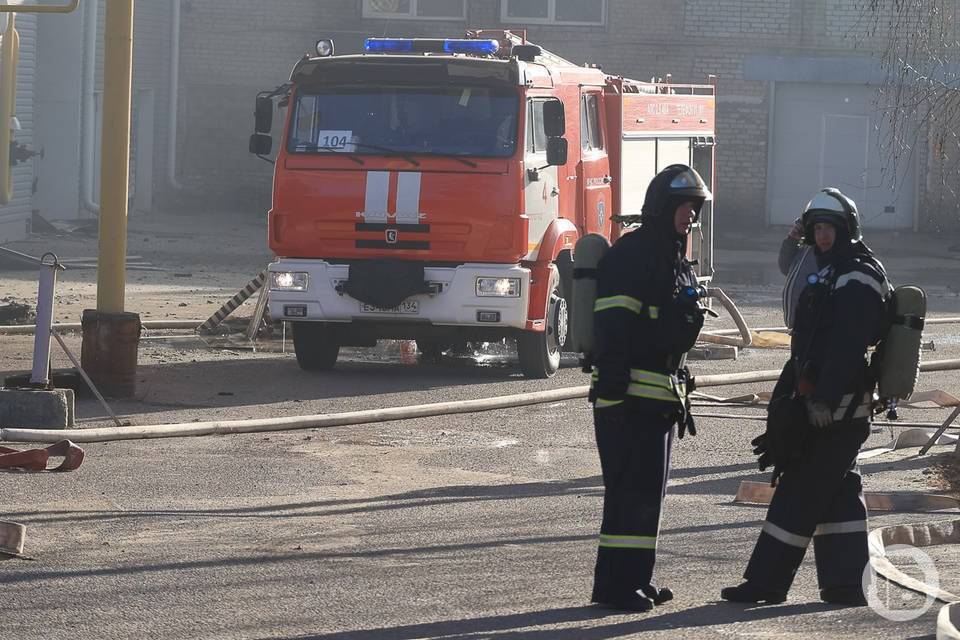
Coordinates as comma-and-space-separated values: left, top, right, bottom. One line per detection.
502, 0, 605, 25
525, 99, 550, 154
362, 0, 466, 20
581, 93, 603, 152
288, 85, 519, 159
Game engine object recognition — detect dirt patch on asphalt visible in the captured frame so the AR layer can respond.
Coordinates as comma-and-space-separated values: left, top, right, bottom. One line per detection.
931, 452, 960, 498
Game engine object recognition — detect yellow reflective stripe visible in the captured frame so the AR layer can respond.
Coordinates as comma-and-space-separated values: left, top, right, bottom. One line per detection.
594, 398, 624, 408
599, 534, 657, 550
626, 382, 681, 402
629, 369, 672, 388
594, 295, 643, 314
648, 305, 659, 319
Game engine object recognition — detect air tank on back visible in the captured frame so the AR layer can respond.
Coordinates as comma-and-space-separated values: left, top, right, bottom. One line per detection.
570, 234, 610, 371
877, 285, 926, 401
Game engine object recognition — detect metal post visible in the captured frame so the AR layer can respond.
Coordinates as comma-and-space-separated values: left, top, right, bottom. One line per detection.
79, 0, 141, 398
29, 253, 65, 387
96, 0, 134, 313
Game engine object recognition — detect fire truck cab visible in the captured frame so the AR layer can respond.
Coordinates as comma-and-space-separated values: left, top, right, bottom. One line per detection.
251, 31, 716, 378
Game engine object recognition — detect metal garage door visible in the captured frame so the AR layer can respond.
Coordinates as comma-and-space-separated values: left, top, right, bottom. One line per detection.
767, 82, 915, 230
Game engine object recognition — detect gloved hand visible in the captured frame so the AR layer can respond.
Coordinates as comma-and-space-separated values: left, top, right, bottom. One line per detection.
751, 433, 773, 471
805, 398, 833, 428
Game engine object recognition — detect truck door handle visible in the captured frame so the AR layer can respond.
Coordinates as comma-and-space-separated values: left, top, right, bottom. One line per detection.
602, 175, 613, 184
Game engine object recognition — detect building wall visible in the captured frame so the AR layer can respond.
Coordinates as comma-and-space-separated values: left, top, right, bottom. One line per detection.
92, 0, 173, 213
0, 13, 37, 242
0, 1, 173, 245
174, 0, 935, 227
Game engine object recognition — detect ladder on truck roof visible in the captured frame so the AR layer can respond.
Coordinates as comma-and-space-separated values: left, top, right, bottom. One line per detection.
467, 29, 579, 68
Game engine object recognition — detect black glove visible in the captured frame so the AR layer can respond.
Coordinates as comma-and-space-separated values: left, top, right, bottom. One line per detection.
751, 433, 773, 471
677, 397, 697, 439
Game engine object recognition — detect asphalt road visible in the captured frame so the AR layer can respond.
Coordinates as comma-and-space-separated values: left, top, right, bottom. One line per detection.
2, 215, 960, 639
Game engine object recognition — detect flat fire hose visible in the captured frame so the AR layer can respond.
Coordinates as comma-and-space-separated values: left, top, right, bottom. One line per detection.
0, 440, 84, 471
734, 480, 960, 512
859, 428, 959, 460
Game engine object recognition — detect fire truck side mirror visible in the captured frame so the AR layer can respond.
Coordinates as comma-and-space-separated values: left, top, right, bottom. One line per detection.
249, 133, 273, 156
543, 100, 565, 137
255, 96, 274, 134
546, 137, 567, 166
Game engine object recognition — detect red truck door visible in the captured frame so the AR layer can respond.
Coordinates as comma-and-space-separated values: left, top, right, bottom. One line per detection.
577, 89, 612, 236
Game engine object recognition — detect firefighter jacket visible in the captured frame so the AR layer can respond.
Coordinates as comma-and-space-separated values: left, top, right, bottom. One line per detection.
774, 243, 890, 421
590, 226, 703, 410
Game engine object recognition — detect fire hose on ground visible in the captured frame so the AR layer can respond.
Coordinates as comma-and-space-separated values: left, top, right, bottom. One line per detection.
4, 359, 960, 444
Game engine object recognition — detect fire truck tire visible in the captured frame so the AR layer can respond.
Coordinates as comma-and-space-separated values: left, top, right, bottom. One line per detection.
292, 322, 340, 371
517, 272, 568, 379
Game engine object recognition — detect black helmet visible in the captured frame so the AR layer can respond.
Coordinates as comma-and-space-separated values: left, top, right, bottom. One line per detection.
641, 164, 712, 223
801, 187, 862, 245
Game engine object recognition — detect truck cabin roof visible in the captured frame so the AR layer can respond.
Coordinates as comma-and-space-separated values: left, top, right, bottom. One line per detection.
290, 55, 521, 88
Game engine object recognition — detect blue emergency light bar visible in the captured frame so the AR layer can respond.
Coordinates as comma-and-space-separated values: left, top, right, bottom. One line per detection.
364, 38, 499, 56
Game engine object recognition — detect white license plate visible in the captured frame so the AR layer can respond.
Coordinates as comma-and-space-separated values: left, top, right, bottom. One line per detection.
359, 301, 419, 314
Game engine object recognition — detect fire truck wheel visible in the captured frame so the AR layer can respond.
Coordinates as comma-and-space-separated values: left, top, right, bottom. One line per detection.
292, 321, 340, 371
517, 275, 567, 379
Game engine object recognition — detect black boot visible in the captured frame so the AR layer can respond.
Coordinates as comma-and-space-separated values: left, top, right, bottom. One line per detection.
720, 582, 787, 604
640, 584, 674, 605
593, 591, 655, 613
820, 586, 867, 606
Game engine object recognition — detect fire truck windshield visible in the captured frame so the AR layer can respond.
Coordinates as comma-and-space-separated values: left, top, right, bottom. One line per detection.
287, 85, 519, 159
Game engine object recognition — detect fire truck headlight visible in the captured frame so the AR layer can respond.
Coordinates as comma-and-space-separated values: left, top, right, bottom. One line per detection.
476, 277, 520, 298
315, 39, 335, 57
271, 272, 309, 291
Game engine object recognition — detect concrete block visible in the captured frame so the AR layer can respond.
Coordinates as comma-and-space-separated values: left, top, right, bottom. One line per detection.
0, 388, 75, 429
688, 344, 739, 360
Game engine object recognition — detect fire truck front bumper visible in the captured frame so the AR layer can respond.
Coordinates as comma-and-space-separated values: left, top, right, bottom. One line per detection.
267, 259, 531, 329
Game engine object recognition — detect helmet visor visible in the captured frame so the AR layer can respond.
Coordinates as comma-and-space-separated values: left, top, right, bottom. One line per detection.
804, 192, 845, 214
669, 169, 712, 200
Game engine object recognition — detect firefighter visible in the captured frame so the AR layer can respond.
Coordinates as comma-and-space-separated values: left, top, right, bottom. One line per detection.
722, 187, 890, 606
589, 164, 711, 612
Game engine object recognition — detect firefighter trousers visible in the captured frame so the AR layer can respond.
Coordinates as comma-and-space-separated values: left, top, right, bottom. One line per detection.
744, 419, 871, 595
591, 406, 675, 603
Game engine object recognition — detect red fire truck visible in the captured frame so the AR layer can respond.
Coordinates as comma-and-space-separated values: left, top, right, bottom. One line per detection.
250, 30, 716, 378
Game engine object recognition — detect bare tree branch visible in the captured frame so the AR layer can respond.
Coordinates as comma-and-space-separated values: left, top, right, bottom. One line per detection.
854, 0, 960, 229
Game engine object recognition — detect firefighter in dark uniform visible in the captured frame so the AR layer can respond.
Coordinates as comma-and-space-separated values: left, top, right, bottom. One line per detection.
589, 164, 711, 612
722, 188, 890, 606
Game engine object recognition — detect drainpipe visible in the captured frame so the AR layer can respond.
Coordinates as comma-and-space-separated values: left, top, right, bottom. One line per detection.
80, 0, 98, 214
167, 0, 183, 190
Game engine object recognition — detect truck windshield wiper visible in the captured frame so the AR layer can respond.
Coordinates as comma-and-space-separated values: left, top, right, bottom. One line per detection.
421, 153, 477, 168
296, 144, 364, 165
348, 142, 420, 167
